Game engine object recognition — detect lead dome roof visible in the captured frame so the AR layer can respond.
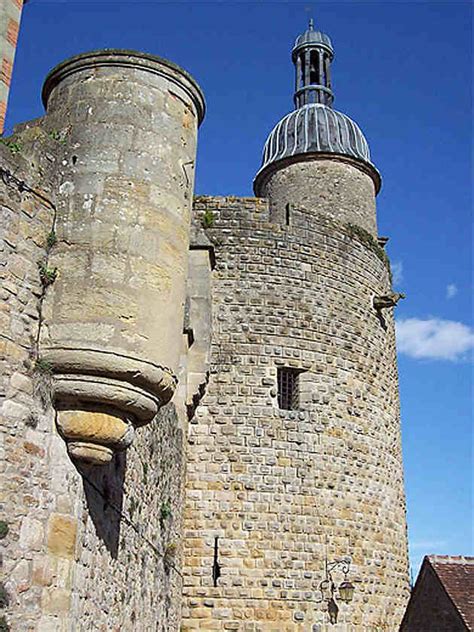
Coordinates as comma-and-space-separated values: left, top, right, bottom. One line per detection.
292, 28, 333, 56
258, 103, 372, 172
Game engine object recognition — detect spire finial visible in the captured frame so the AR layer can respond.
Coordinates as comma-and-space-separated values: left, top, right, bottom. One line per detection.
308, 18, 314, 31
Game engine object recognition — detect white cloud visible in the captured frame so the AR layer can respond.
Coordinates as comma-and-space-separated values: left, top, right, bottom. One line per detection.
446, 284, 458, 299
396, 318, 474, 361
392, 261, 403, 286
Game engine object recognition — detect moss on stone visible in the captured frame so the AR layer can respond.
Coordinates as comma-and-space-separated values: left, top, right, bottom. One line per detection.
345, 222, 392, 282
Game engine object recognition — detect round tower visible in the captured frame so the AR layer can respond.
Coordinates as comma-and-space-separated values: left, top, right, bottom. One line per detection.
183, 20, 409, 631
39, 50, 205, 464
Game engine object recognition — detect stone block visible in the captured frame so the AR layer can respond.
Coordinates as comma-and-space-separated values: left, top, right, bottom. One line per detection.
47, 514, 77, 559
19, 517, 44, 551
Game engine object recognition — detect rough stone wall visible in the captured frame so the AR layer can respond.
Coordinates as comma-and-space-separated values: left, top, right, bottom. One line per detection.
0, 126, 79, 632
0, 0, 23, 132
0, 109, 190, 632
182, 195, 409, 631
73, 402, 186, 632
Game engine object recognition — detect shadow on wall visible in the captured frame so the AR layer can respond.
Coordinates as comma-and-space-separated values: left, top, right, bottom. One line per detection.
76, 452, 127, 558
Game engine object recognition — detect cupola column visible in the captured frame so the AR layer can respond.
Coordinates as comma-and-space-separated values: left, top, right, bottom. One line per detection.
325, 54, 332, 91
295, 56, 302, 92
304, 49, 311, 91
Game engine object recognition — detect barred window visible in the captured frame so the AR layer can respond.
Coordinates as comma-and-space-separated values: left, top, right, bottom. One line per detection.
277, 367, 301, 411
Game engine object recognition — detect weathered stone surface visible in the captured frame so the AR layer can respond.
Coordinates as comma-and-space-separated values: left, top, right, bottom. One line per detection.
67, 441, 114, 465
46, 514, 77, 559
260, 158, 378, 236
57, 411, 128, 443
41, 587, 71, 614
39, 49, 203, 405
0, 89, 189, 631
19, 518, 44, 551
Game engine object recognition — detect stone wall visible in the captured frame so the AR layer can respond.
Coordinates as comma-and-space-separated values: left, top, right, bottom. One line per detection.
182, 195, 410, 631
257, 158, 378, 236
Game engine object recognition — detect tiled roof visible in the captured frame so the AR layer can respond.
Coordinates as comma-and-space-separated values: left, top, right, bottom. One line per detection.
428, 555, 474, 630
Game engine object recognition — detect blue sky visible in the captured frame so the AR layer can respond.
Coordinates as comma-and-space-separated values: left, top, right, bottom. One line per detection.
5, 1, 472, 576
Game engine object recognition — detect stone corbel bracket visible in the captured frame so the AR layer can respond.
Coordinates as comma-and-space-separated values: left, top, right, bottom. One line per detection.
373, 292, 405, 311
42, 347, 177, 465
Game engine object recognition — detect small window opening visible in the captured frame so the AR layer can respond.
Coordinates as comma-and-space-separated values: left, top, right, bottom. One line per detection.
212, 536, 221, 587
285, 202, 291, 226
277, 367, 301, 411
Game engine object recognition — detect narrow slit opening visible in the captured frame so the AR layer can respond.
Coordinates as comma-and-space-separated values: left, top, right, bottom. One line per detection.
212, 536, 221, 587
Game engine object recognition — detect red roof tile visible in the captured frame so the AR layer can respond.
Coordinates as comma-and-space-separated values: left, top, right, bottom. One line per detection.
428, 555, 474, 630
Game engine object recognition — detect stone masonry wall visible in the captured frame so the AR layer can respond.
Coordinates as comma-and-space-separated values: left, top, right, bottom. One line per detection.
260, 159, 378, 237
0, 120, 188, 632
182, 196, 410, 631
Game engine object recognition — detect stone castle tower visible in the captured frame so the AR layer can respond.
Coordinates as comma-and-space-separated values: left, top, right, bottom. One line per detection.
0, 15, 409, 632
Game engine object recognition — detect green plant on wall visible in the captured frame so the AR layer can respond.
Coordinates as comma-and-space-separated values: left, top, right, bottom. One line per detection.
0, 615, 10, 632
47, 129, 67, 143
201, 209, 215, 229
34, 358, 53, 374
38, 261, 58, 287
163, 541, 177, 573
160, 501, 172, 522
0, 583, 9, 608
0, 138, 21, 154
346, 222, 392, 282
46, 231, 57, 250
0, 521, 8, 540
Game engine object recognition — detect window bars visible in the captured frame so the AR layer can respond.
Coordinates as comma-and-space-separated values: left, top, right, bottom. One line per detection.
277, 367, 301, 411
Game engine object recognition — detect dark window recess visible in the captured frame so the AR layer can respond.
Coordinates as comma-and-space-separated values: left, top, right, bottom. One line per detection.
212, 536, 221, 587
277, 367, 301, 410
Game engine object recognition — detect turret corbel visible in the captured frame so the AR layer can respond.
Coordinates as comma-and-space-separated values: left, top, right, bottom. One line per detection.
373, 292, 406, 310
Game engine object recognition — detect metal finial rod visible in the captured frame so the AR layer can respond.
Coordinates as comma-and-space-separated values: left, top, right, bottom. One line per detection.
308, 18, 314, 30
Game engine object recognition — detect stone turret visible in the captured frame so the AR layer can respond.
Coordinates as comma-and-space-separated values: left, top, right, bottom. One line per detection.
254, 20, 380, 235
39, 50, 205, 464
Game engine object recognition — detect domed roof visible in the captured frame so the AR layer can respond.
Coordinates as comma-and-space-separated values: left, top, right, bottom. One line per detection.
255, 103, 377, 178
293, 28, 333, 55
